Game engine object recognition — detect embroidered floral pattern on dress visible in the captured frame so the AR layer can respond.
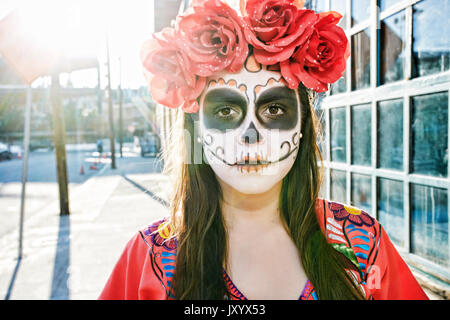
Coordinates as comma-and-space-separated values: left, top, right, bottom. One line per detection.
144, 219, 177, 251
323, 200, 382, 298
328, 202, 375, 227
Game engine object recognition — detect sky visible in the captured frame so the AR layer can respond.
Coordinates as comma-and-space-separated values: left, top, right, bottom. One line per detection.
0, 0, 155, 89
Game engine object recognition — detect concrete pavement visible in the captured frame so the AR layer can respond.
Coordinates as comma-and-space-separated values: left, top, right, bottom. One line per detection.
0, 155, 170, 299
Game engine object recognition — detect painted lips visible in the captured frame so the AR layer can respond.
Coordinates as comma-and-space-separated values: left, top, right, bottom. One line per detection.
235, 154, 271, 174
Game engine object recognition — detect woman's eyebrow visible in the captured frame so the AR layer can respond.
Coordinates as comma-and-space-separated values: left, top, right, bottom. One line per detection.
203, 88, 248, 106
255, 86, 298, 106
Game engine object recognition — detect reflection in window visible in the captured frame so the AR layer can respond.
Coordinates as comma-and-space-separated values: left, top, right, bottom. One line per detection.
351, 173, 371, 214
411, 92, 448, 178
351, 0, 371, 26
330, 107, 346, 163
377, 99, 403, 170
331, 169, 347, 204
380, 10, 406, 85
380, 0, 401, 12
351, 103, 371, 166
412, 0, 450, 78
377, 178, 405, 247
352, 29, 371, 91
411, 184, 448, 267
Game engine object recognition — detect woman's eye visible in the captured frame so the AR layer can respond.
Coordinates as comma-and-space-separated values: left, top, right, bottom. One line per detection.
263, 104, 285, 117
216, 106, 238, 118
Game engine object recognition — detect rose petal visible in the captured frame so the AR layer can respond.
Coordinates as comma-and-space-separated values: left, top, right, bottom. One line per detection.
280, 60, 300, 89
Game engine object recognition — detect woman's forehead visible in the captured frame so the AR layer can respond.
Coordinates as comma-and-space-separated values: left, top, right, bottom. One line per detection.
200, 57, 294, 104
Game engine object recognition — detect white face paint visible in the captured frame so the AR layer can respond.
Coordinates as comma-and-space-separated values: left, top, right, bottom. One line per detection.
198, 57, 303, 194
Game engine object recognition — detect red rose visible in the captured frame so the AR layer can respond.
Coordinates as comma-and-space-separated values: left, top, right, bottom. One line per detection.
176, 0, 249, 77
242, 0, 317, 65
280, 11, 350, 92
141, 28, 206, 113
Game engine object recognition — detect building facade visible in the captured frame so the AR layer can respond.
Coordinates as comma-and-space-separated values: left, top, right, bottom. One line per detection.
314, 0, 449, 294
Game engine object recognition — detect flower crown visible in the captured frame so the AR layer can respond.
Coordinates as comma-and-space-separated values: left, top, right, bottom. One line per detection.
140, 0, 350, 113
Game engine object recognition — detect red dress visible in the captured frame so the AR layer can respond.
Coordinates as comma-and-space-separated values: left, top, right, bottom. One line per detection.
99, 198, 429, 300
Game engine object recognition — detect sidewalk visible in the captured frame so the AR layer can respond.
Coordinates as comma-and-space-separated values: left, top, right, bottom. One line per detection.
0, 156, 170, 300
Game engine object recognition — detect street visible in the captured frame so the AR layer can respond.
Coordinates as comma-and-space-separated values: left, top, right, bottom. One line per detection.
0, 146, 168, 299
0, 143, 161, 243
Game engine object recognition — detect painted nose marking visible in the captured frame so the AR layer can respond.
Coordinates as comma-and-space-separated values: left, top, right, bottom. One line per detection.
241, 122, 262, 144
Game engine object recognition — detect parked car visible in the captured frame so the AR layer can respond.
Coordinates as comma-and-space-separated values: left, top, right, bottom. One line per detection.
9, 145, 23, 159
0, 143, 13, 161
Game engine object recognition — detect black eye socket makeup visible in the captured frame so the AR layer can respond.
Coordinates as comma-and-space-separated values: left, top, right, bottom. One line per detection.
202, 88, 248, 131
255, 86, 299, 130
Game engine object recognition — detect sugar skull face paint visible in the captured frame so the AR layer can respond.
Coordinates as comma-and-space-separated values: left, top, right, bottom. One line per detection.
198, 56, 303, 194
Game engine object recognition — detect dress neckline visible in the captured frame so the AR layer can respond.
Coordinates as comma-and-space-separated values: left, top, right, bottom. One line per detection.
222, 268, 311, 300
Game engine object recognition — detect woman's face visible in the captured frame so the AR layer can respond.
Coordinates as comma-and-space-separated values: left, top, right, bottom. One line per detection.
198, 56, 303, 194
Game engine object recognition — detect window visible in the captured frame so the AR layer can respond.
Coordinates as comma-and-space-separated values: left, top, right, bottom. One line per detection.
330, 0, 347, 29
351, 0, 371, 26
411, 92, 448, 178
331, 169, 347, 204
351, 173, 372, 214
330, 107, 346, 162
379, 0, 401, 12
377, 178, 405, 247
330, 0, 348, 95
351, 29, 371, 91
377, 99, 403, 170
318, 0, 450, 282
412, 0, 450, 78
411, 184, 449, 267
351, 103, 371, 166
380, 10, 406, 85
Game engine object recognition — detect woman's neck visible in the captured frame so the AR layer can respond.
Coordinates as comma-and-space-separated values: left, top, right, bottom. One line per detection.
218, 177, 283, 229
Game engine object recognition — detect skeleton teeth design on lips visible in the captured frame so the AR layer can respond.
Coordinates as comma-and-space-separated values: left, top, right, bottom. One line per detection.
199, 58, 303, 195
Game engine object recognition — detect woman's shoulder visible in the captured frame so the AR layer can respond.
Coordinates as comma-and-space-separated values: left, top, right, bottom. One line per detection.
139, 216, 178, 252
315, 198, 383, 284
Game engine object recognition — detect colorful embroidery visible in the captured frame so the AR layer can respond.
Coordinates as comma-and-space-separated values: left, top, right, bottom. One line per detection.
324, 200, 382, 298
329, 202, 375, 227
144, 219, 177, 251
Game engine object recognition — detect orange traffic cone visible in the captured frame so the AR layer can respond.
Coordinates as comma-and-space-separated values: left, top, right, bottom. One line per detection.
90, 164, 98, 170
80, 165, 85, 175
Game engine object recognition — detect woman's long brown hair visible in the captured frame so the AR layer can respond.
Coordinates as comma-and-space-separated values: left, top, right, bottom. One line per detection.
163, 83, 365, 300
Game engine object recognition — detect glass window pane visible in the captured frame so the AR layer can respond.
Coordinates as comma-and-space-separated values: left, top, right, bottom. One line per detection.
331, 169, 347, 204
412, 0, 450, 78
351, 173, 372, 214
380, 0, 401, 12
411, 92, 448, 178
351, 103, 371, 166
330, 107, 346, 162
331, 73, 347, 95
351, 28, 371, 91
411, 184, 448, 267
377, 178, 405, 247
351, 0, 371, 26
377, 99, 403, 170
330, 0, 347, 29
319, 168, 328, 199
307, 0, 326, 11
380, 10, 406, 85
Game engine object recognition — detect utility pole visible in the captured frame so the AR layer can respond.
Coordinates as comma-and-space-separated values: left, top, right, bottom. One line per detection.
51, 73, 70, 215
106, 34, 116, 169
119, 57, 123, 158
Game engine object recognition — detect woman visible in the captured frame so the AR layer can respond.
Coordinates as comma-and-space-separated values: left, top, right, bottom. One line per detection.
99, 0, 428, 300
